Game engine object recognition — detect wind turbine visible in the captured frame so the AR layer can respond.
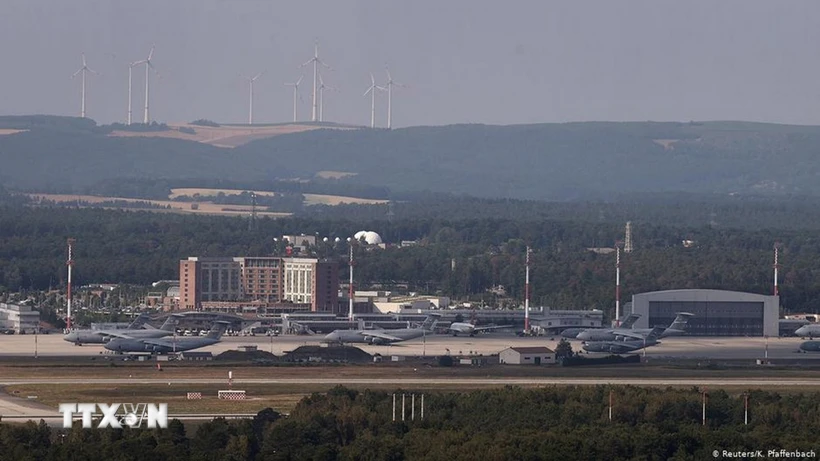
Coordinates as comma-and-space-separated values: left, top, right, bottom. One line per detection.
284, 75, 303, 122
127, 60, 143, 125
141, 45, 160, 124
384, 65, 407, 130
363, 73, 386, 129
245, 72, 264, 125
299, 41, 331, 122
318, 72, 338, 122
72, 53, 98, 118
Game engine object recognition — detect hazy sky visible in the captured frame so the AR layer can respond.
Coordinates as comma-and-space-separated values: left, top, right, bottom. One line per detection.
1, 1, 819, 128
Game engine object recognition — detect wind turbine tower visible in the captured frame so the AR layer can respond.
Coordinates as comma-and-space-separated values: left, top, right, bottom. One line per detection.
127, 60, 143, 125
141, 45, 159, 124
384, 65, 406, 129
318, 72, 338, 122
284, 75, 303, 122
364, 73, 386, 129
300, 41, 331, 122
245, 72, 264, 125
72, 53, 98, 118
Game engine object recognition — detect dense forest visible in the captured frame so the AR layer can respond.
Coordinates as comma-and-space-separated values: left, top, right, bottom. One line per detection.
7, 116, 820, 200
2, 199, 820, 313
1, 386, 818, 460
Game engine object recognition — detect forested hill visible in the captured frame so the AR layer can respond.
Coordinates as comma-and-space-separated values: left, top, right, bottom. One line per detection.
4, 116, 820, 200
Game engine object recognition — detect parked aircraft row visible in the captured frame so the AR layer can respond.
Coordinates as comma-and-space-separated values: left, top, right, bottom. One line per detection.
580, 313, 694, 354
63, 313, 178, 345
104, 321, 229, 354
322, 314, 440, 345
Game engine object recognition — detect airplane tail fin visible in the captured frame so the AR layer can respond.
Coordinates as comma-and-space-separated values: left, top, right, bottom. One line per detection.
127, 313, 149, 329
206, 321, 231, 340
645, 326, 666, 340
421, 313, 442, 331
159, 314, 180, 332
664, 312, 694, 335
619, 313, 641, 329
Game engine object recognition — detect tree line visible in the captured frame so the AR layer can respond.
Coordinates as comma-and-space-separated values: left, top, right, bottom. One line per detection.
3, 203, 820, 314
1, 386, 818, 460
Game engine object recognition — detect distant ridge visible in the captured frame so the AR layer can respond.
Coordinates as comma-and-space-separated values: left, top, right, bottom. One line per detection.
3, 115, 820, 200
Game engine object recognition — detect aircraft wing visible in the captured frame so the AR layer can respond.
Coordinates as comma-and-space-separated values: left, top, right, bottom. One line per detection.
140, 338, 175, 348
473, 325, 513, 332
95, 331, 134, 339
613, 330, 650, 340
358, 331, 402, 342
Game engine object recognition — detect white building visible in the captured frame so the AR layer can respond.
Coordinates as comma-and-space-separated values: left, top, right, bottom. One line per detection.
499, 346, 555, 365
283, 258, 316, 304
0, 302, 40, 333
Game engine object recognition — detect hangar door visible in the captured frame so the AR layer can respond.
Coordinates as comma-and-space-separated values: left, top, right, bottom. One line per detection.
648, 301, 764, 336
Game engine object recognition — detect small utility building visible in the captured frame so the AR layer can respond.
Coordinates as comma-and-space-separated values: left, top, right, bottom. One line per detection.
499, 346, 555, 365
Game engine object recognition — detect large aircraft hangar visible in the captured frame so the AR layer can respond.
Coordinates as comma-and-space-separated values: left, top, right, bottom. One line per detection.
630, 289, 779, 336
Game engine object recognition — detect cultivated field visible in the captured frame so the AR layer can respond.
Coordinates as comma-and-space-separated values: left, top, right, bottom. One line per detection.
108, 123, 358, 148
0, 129, 26, 136
168, 188, 388, 206
26, 193, 292, 218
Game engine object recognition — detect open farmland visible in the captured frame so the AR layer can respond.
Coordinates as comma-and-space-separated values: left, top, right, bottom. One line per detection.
169, 188, 388, 205
26, 193, 292, 218
108, 123, 358, 148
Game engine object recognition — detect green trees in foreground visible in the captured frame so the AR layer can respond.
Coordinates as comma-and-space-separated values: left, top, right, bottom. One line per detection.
1, 386, 819, 460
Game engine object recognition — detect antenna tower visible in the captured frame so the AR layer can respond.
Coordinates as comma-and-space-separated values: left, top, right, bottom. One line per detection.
624, 221, 633, 253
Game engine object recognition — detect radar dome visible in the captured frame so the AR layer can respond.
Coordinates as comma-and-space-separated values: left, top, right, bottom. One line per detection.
363, 231, 383, 245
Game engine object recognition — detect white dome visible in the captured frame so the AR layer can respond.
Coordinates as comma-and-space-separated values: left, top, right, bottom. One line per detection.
354, 231, 368, 240
363, 231, 383, 245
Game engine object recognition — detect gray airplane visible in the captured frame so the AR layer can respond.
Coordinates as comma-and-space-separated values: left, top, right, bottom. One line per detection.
582, 331, 662, 354
795, 324, 820, 339
104, 321, 229, 354
799, 341, 820, 352
63, 314, 178, 345
322, 314, 440, 345
560, 313, 641, 339
576, 312, 693, 342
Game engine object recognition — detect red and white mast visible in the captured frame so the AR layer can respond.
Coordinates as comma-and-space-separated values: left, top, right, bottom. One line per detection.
525, 246, 531, 332
66, 238, 76, 330
615, 244, 621, 327
773, 243, 780, 296
348, 239, 354, 322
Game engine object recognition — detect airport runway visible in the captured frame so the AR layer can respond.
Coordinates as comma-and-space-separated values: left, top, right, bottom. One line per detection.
0, 333, 817, 360
2, 377, 820, 386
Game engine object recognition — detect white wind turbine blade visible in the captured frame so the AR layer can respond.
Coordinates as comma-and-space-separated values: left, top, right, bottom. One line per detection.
252, 72, 264, 81
147, 45, 155, 61
364, 85, 373, 96
72, 67, 83, 78
82, 53, 87, 67
296, 75, 304, 86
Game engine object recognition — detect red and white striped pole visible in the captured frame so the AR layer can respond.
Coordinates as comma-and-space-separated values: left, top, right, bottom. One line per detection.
525, 246, 530, 332
615, 245, 621, 327
348, 241, 354, 322
66, 238, 75, 331
773, 244, 780, 296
